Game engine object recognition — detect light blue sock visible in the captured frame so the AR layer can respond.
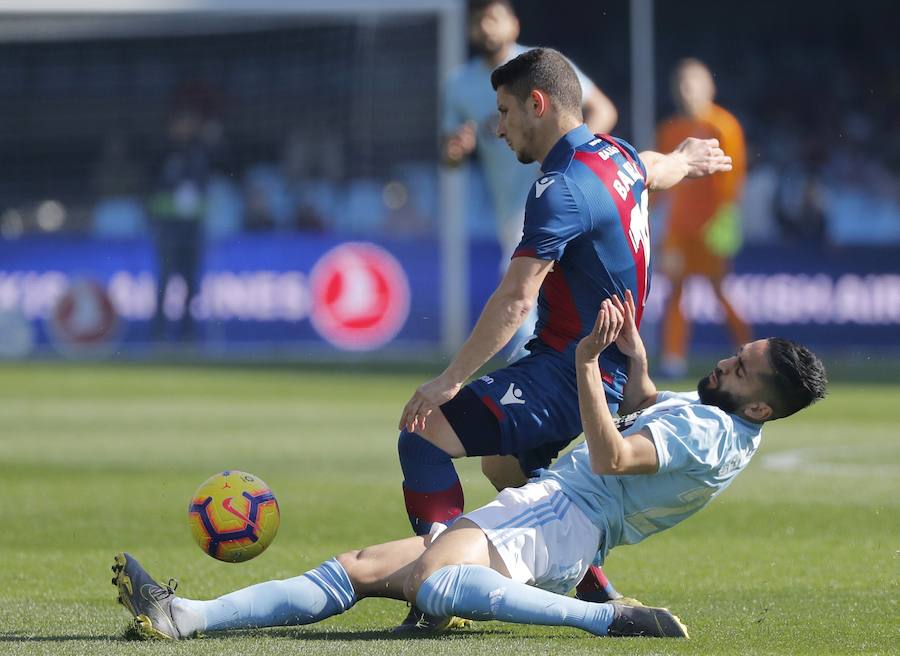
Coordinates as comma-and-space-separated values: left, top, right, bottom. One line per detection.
416, 564, 614, 636
170, 558, 356, 635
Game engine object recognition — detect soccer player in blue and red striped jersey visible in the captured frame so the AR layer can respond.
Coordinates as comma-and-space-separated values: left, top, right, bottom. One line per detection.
396, 47, 731, 626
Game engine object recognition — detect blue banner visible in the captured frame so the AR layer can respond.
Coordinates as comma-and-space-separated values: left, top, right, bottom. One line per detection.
1, 235, 898, 354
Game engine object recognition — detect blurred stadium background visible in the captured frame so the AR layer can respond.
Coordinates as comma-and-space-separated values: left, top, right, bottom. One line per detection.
1, 0, 898, 365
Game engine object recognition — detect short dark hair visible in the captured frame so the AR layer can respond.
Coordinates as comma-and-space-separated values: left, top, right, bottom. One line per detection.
763, 338, 827, 419
469, 0, 515, 15
490, 47, 582, 117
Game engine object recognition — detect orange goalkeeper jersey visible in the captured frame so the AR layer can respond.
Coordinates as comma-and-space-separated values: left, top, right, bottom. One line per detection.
656, 103, 746, 236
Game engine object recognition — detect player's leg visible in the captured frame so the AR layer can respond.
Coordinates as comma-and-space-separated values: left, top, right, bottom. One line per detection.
406, 485, 687, 638
479, 455, 622, 603
481, 454, 529, 490
660, 275, 690, 378
112, 536, 430, 639
398, 386, 499, 536
659, 237, 691, 378
395, 390, 499, 632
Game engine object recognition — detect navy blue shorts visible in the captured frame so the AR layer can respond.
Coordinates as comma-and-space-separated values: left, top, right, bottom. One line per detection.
441, 343, 624, 476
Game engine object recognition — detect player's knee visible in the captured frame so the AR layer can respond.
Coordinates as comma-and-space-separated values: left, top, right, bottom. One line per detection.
403, 545, 462, 602
403, 557, 440, 603
335, 549, 365, 585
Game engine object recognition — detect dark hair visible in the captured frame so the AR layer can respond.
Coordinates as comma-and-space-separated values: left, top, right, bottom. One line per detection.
490, 47, 582, 117
763, 338, 827, 419
469, 0, 515, 15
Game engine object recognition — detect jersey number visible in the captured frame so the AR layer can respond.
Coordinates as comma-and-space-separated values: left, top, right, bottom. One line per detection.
628, 188, 651, 305
628, 188, 650, 256
624, 486, 712, 536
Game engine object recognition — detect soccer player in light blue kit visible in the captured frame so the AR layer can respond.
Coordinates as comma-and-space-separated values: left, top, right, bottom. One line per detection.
112, 292, 827, 640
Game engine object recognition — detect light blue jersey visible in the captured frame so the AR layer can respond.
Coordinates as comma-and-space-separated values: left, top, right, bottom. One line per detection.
541, 391, 762, 562
442, 44, 596, 229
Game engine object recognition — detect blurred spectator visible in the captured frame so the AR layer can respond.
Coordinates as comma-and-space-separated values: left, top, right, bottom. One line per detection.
442, 0, 617, 355
91, 133, 145, 199
91, 133, 148, 238
149, 86, 228, 342
656, 59, 751, 378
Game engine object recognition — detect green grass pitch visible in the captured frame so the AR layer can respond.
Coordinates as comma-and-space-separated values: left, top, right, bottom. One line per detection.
2, 361, 897, 655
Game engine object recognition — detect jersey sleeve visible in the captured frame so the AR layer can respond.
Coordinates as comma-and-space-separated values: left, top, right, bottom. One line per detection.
513, 174, 584, 261
644, 405, 721, 474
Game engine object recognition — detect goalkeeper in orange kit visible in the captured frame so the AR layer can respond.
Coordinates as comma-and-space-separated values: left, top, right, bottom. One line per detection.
656, 58, 751, 378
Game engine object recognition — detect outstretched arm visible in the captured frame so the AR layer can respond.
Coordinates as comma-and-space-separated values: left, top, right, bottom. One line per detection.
575, 299, 659, 476
639, 137, 732, 191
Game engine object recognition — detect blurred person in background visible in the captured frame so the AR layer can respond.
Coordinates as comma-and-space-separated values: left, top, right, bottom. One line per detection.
656, 59, 751, 378
149, 84, 228, 343
92, 133, 145, 201
442, 0, 618, 358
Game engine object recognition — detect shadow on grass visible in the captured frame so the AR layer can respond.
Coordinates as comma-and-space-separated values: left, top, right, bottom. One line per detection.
209, 627, 511, 641
0, 626, 512, 644
0, 632, 119, 643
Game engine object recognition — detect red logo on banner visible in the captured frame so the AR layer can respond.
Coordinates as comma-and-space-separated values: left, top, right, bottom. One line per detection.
309, 243, 410, 351
49, 279, 119, 355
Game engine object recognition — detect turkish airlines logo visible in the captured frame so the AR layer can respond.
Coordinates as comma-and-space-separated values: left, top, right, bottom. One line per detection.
48, 278, 119, 355
309, 243, 411, 351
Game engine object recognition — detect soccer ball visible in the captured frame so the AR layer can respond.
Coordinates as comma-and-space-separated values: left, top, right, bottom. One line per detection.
188, 471, 280, 563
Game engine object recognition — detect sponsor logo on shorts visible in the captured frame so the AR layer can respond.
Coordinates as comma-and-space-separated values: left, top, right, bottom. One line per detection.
500, 383, 526, 406
479, 375, 494, 384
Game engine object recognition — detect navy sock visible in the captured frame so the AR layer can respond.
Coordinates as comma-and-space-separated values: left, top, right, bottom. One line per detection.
398, 430, 464, 535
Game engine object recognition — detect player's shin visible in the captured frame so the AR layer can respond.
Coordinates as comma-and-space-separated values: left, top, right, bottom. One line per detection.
170, 558, 356, 635
416, 564, 614, 636
398, 430, 464, 535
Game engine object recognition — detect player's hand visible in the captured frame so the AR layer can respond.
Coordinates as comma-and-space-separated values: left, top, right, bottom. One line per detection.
676, 137, 732, 178
610, 290, 646, 360
444, 121, 477, 165
576, 299, 624, 363
399, 375, 462, 433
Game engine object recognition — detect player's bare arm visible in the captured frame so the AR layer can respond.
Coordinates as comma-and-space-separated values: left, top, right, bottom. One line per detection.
611, 290, 658, 415
399, 256, 553, 432
575, 299, 659, 475
639, 137, 732, 191
581, 85, 618, 134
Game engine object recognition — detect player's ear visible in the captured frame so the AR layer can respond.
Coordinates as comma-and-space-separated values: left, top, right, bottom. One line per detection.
531, 90, 548, 117
742, 400, 773, 423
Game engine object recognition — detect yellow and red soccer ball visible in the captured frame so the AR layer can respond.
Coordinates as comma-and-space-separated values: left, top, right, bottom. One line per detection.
188, 471, 280, 563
